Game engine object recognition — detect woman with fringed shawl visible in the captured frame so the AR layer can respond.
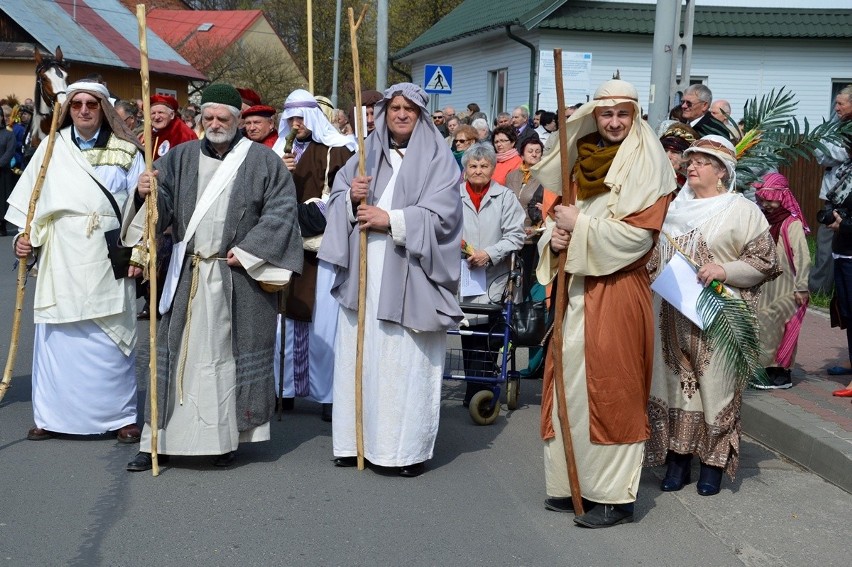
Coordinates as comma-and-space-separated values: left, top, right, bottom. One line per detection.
646, 136, 779, 497
753, 173, 811, 390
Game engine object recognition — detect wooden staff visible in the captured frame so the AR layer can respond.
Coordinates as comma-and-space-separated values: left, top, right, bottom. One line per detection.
349, 4, 368, 470
549, 49, 584, 515
137, 4, 160, 476
0, 102, 60, 403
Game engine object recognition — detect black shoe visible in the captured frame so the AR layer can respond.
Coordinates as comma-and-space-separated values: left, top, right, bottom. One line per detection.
696, 463, 724, 496
127, 452, 169, 472
213, 451, 236, 467
280, 397, 295, 411
399, 462, 426, 477
660, 451, 693, 492
334, 456, 358, 467
752, 368, 793, 390
321, 403, 333, 422
573, 504, 634, 528
544, 497, 596, 513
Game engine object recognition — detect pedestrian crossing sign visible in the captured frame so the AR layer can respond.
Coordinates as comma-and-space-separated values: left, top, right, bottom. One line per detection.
424, 65, 452, 94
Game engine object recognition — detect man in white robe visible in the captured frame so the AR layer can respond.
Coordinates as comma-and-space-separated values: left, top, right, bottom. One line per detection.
6, 81, 144, 442
124, 83, 302, 472
319, 83, 463, 477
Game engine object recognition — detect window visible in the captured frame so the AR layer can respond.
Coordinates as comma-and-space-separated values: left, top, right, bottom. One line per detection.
489, 69, 508, 122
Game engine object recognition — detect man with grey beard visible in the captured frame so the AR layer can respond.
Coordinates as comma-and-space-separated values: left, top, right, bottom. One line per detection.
123, 83, 303, 472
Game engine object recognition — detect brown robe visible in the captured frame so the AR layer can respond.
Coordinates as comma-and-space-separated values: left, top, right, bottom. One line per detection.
285, 142, 353, 321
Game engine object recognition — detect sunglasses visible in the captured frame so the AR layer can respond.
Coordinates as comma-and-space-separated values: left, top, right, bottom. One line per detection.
70, 100, 100, 110
455, 138, 470, 143
432, 115, 443, 119
681, 100, 702, 108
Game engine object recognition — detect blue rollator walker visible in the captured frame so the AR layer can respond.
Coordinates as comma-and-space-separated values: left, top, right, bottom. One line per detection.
445, 253, 523, 425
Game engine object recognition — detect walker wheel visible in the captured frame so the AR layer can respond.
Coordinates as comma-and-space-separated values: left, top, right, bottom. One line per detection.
469, 390, 500, 425
506, 375, 520, 410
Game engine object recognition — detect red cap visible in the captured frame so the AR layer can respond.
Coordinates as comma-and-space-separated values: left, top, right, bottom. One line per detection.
241, 105, 276, 119
149, 94, 178, 111
236, 88, 262, 107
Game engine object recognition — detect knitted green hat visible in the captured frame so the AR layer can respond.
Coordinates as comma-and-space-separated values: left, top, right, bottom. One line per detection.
200, 83, 242, 110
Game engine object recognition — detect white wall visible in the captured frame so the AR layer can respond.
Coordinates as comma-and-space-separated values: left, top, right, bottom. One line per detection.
409, 30, 540, 122
408, 29, 852, 126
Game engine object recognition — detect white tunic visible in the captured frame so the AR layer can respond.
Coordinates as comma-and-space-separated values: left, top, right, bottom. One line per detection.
273, 260, 338, 403
331, 151, 447, 467
5, 129, 143, 435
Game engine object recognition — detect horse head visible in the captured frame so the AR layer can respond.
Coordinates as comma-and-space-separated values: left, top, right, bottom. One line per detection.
32, 46, 69, 139
34, 46, 69, 113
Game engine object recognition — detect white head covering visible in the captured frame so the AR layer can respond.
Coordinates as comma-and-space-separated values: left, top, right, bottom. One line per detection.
532, 79, 675, 219
59, 81, 140, 148
682, 134, 737, 192
274, 89, 356, 153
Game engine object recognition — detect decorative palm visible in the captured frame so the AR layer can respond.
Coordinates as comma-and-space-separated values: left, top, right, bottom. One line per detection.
696, 284, 767, 391
732, 88, 852, 190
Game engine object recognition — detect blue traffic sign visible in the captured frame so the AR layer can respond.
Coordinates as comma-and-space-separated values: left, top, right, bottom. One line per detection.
424, 65, 452, 94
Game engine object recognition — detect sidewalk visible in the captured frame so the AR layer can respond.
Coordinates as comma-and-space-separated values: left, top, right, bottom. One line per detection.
741, 307, 852, 493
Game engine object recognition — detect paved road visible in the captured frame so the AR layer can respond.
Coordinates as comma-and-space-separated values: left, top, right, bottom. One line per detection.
0, 240, 848, 566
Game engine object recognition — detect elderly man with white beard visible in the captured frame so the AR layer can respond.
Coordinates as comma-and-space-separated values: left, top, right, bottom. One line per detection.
123, 83, 303, 472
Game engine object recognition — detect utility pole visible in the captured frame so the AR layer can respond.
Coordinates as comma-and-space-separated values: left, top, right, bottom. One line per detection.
331, 0, 342, 107
647, 0, 694, 130
376, 0, 388, 91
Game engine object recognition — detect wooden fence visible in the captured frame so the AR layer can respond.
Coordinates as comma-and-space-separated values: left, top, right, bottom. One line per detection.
778, 155, 826, 227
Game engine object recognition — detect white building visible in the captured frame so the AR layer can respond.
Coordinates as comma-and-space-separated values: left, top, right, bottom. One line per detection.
393, 0, 852, 126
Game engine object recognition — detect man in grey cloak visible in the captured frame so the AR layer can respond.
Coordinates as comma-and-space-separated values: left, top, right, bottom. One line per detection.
319, 83, 463, 477
124, 83, 303, 472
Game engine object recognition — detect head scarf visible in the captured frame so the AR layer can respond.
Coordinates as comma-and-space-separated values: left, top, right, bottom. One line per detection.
754, 172, 810, 237
318, 82, 463, 331
663, 135, 744, 238
683, 135, 737, 192
532, 79, 675, 219
274, 89, 356, 152
60, 81, 140, 148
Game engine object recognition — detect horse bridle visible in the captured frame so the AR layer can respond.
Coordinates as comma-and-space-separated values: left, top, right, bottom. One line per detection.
34, 59, 68, 117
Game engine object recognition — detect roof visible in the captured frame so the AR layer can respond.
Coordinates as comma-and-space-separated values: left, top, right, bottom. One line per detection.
539, 2, 852, 38
0, 0, 204, 79
393, 1, 562, 60
146, 9, 264, 50
394, 0, 852, 60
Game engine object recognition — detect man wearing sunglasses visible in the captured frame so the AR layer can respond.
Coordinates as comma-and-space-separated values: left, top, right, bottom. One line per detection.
679, 84, 732, 141
5, 81, 146, 445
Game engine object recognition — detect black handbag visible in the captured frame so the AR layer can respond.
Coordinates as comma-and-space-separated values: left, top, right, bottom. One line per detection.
511, 300, 547, 346
94, 178, 132, 280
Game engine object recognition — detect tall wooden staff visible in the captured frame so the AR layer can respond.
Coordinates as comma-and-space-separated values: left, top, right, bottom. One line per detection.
550, 49, 584, 514
348, 4, 368, 470
0, 102, 61, 403
137, 4, 160, 476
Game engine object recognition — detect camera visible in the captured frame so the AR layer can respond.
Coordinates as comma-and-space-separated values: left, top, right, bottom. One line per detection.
817, 205, 849, 225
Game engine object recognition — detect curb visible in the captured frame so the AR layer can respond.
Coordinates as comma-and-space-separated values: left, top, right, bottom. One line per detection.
741, 390, 852, 494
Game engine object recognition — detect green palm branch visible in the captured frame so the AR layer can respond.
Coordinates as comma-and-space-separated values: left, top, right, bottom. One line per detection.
734, 87, 852, 190
696, 285, 767, 390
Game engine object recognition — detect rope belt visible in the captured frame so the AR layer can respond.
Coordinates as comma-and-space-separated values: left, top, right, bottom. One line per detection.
175, 252, 227, 404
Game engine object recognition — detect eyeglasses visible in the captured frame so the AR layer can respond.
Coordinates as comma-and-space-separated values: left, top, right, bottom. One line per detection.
686, 158, 714, 168
493, 137, 511, 144
681, 99, 704, 109
455, 137, 470, 143
70, 100, 100, 110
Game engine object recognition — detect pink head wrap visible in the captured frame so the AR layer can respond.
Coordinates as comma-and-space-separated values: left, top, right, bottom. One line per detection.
753, 172, 810, 234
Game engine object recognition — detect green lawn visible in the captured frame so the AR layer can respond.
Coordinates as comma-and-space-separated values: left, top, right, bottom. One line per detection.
807, 235, 831, 309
